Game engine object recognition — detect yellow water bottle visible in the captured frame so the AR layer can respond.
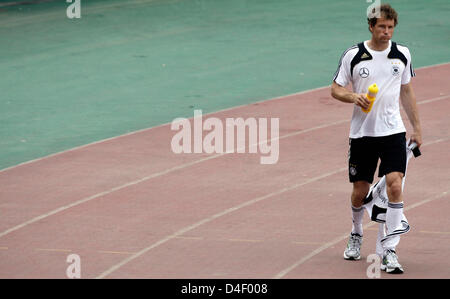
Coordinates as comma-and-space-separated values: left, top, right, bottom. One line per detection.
362, 83, 378, 113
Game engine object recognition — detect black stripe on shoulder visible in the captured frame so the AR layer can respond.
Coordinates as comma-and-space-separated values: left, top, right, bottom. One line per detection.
397, 43, 416, 77
333, 45, 358, 81
388, 41, 408, 67
350, 42, 373, 77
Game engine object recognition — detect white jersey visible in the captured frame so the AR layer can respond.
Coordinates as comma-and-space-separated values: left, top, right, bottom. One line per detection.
333, 40, 415, 138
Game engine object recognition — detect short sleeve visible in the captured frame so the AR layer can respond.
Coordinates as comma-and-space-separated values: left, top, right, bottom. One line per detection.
333, 47, 354, 87
401, 47, 415, 85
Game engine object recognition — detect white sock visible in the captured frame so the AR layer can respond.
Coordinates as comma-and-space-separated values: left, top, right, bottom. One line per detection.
376, 223, 386, 257
384, 201, 404, 251
351, 205, 364, 236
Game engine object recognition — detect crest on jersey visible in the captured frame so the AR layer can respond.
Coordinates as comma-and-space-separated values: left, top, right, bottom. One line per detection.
359, 67, 369, 78
392, 65, 400, 76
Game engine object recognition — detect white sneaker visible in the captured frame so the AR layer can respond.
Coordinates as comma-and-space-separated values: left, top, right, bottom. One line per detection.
343, 233, 362, 260
380, 249, 404, 274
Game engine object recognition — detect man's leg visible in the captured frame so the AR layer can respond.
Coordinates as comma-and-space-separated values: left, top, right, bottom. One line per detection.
386, 171, 404, 203
351, 181, 370, 235
344, 136, 378, 260
378, 132, 407, 253
384, 171, 405, 249
381, 171, 406, 273
343, 181, 370, 260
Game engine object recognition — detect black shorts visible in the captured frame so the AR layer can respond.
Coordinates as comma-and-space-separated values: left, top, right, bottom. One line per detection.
348, 132, 407, 184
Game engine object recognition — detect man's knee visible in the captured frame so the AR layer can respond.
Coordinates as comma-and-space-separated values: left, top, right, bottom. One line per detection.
386, 172, 404, 201
352, 181, 370, 205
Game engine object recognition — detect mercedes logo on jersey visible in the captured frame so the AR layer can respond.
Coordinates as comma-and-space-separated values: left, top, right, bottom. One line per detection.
359, 67, 369, 78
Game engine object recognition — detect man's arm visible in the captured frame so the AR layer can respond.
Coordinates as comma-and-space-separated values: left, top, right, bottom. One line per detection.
400, 82, 422, 147
330, 81, 370, 110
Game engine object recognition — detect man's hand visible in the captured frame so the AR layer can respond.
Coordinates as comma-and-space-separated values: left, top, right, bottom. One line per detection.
352, 93, 371, 110
409, 131, 422, 148
331, 82, 370, 110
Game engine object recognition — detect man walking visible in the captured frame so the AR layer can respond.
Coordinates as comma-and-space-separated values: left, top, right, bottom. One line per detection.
331, 3, 422, 274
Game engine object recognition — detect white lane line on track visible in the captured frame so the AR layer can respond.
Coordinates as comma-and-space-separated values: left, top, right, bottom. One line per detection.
2, 74, 448, 175
0, 85, 329, 174
273, 137, 450, 279
2, 61, 448, 175
274, 189, 450, 279
0, 97, 446, 278
96, 137, 450, 278
0, 118, 348, 239
35, 248, 72, 253
95, 166, 347, 278
0, 87, 448, 240
415, 94, 450, 105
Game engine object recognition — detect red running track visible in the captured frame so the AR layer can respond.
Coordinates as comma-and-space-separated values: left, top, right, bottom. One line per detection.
0, 63, 449, 279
